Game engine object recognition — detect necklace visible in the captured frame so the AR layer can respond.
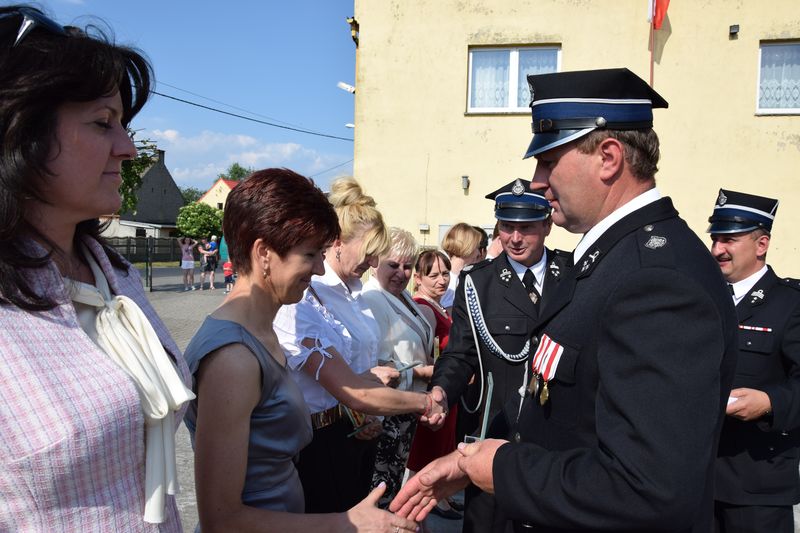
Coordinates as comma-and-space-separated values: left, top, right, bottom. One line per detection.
416, 293, 448, 317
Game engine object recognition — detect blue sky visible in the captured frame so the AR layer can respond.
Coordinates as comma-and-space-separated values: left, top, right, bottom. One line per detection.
15, 0, 357, 191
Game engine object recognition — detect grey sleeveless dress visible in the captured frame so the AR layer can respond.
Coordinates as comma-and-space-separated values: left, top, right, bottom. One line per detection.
184, 317, 312, 512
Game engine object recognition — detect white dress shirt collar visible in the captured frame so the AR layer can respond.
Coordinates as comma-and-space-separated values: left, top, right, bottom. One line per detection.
506, 249, 548, 295
730, 265, 768, 306
573, 187, 662, 263
318, 259, 364, 297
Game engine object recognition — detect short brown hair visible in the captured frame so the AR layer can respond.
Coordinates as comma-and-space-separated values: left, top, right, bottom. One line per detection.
415, 249, 451, 277
575, 128, 661, 181
222, 168, 339, 275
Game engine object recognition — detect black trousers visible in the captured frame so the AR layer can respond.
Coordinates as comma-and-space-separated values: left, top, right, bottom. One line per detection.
714, 501, 794, 533
297, 417, 378, 513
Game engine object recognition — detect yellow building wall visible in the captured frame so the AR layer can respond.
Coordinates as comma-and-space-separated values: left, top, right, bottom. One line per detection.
198, 179, 232, 210
353, 0, 800, 272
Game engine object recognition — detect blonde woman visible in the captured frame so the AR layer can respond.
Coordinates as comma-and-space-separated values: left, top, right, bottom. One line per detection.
439, 222, 484, 311
362, 228, 435, 505
274, 178, 446, 513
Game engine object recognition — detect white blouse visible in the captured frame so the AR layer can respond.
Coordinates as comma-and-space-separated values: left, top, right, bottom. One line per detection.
274, 261, 381, 414
362, 277, 434, 392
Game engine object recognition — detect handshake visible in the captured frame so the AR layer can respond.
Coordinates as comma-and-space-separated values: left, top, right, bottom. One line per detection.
418, 386, 449, 429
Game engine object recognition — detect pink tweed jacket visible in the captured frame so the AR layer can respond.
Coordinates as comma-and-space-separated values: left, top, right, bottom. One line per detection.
0, 236, 190, 532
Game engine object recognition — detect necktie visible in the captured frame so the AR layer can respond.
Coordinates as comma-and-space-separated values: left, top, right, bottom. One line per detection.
523, 269, 541, 306
728, 283, 735, 296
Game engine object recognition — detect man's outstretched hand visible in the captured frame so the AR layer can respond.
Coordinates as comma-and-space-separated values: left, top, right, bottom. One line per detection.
389, 450, 469, 521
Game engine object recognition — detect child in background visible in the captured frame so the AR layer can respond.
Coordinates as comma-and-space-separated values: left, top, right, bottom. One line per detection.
223, 260, 235, 294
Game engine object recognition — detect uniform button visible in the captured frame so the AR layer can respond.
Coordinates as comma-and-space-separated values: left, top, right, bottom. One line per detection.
504, 325, 511, 331
769, 446, 775, 452
532, 336, 539, 346
746, 340, 752, 346
514, 432, 521, 443
644, 224, 654, 232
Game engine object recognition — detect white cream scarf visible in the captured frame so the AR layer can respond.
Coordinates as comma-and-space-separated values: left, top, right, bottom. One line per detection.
68, 246, 195, 523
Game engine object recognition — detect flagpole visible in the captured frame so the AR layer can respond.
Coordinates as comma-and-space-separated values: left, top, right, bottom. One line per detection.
649, 18, 655, 86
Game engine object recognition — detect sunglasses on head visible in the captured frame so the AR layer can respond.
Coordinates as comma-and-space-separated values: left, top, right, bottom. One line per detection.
1, 7, 67, 47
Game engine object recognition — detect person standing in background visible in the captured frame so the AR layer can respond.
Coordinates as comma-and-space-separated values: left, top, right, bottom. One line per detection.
708, 189, 800, 533
178, 236, 197, 291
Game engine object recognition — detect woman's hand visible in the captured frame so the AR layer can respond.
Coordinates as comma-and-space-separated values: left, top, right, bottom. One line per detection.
353, 415, 383, 440
344, 483, 418, 532
369, 365, 400, 387
412, 364, 434, 381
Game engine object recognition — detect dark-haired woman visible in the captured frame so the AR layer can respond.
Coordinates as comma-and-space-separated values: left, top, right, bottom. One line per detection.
0, 6, 192, 531
183, 169, 417, 532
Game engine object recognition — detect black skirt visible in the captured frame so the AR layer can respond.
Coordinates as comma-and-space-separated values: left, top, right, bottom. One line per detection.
297, 417, 378, 513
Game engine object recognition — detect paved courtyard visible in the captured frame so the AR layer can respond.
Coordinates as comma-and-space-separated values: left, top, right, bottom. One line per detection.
144, 267, 463, 532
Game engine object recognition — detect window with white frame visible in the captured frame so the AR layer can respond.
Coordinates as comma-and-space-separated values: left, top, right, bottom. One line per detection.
467, 46, 560, 113
758, 42, 800, 114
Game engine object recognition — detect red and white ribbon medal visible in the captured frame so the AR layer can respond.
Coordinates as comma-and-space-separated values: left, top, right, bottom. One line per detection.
530, 333, 564, 405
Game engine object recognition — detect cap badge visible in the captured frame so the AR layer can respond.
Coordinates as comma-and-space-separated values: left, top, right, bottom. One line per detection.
718, 191, 728, 206
511, 179, 525, 196
644, 236, 667, 249
500, 268, 512, 282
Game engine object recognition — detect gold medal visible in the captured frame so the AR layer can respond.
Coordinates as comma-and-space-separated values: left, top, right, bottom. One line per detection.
539, 381, 549, 405
528, 374, 539, 396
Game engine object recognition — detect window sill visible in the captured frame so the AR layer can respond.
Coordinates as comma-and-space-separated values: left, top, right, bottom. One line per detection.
755, 110, 800, 116
465, 110, 529, 116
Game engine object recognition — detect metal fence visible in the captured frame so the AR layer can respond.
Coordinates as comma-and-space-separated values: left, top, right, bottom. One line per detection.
107, 237, 190, 290
106, 237, 186, 263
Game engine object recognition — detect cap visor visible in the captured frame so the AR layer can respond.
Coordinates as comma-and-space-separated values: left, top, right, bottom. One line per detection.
706, 221, 760, 234
523, 128, 596, 159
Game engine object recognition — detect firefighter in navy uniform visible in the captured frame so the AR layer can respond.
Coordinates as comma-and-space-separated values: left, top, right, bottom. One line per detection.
430, 178, 569, 533
391, 68, 738, 533
708, 189, 800, 533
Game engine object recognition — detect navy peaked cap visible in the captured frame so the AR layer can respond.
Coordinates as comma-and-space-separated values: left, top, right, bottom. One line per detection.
523, 68, 668, 159
707, 189, 779, 234
485, 178, 551, 222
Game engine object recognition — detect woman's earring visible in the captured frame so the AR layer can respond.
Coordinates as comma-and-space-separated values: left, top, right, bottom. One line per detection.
335, 248, 341, 262
262, 265, 269, 279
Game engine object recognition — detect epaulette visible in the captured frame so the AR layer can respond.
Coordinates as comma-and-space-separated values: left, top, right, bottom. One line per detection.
461, 258, 492, 275
549, 248, 571, 265
779, 277, 800, 291
636, 223, 675, 268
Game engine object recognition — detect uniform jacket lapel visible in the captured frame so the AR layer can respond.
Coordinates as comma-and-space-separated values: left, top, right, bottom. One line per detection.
735, 267, 777, 323
494, 252, 538, 319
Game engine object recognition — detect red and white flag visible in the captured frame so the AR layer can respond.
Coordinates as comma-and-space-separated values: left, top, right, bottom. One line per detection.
648, 0, 670, 30
531, 333, 564, 382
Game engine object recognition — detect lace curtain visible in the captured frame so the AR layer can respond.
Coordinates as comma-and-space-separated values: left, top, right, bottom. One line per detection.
471, 50, 509, 108
759, 44, 800, 110
517, 49, 558, 107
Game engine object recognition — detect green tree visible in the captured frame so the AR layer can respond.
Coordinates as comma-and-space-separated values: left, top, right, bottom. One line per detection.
176, 202, 223, 239
180, 186, 204, 205
119, 138, 159, 214
219, 162, 254, 181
